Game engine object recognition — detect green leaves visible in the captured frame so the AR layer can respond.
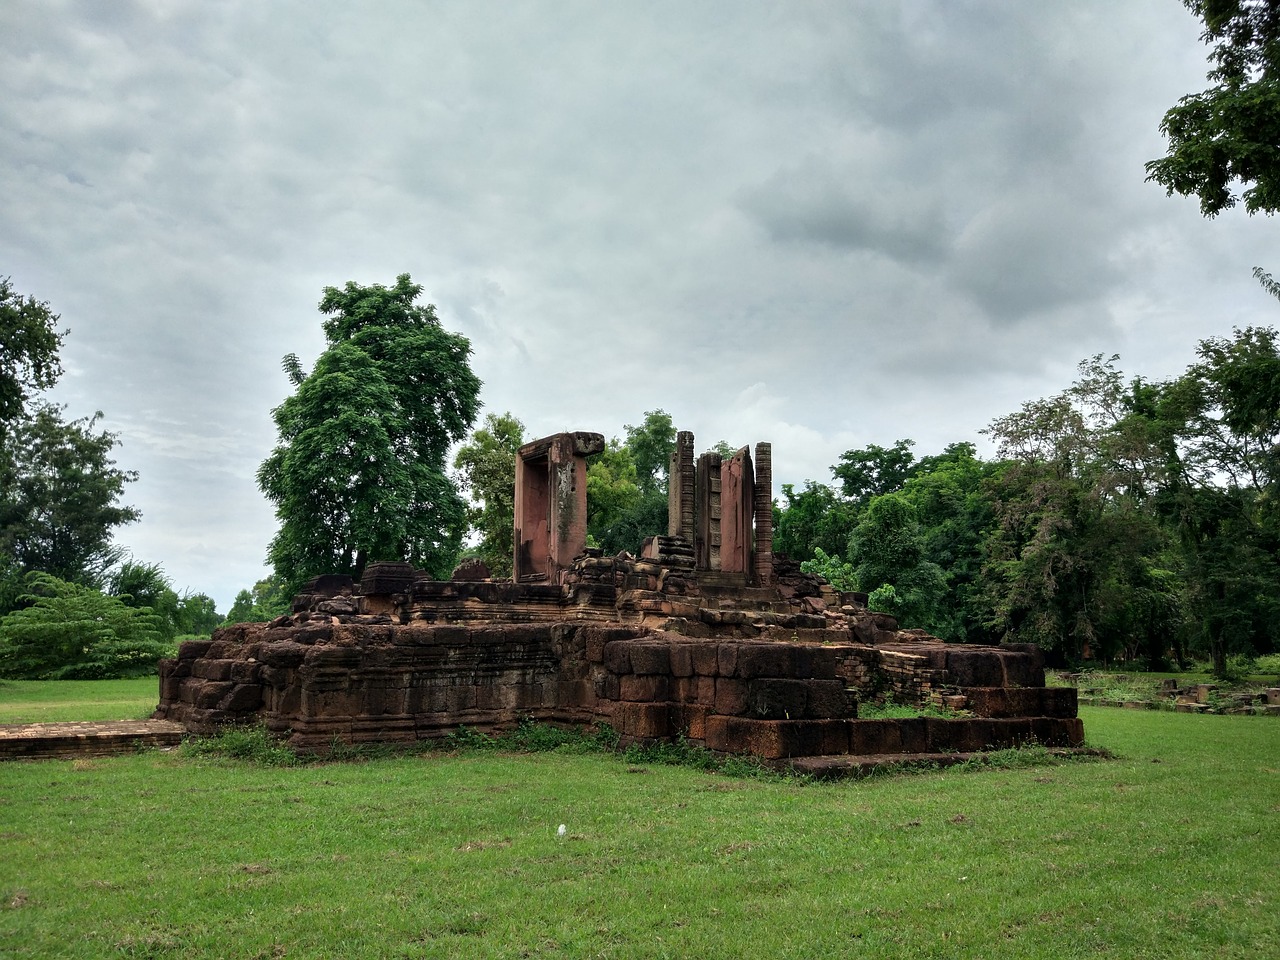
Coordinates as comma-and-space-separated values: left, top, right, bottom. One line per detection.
0, 572, 170, 679
453, 412, 525, 577
259, 276, 480, 587
0, 402, 139, 586
1146, 1, 1280, 216
585, 411, 675, 555
0, 276, 65, 428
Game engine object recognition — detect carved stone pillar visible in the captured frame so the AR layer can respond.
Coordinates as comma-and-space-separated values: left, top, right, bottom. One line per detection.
513, 431, 605, 583
753, 442, 773, 585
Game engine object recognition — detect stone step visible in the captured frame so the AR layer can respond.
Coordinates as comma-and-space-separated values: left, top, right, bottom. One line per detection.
0, 720, 186, 761
786, 746, 1104, 779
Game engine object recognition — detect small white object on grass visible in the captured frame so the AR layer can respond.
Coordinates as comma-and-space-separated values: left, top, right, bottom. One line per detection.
557, 824, 567, 837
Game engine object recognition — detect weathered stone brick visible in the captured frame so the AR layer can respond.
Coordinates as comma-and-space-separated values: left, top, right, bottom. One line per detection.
714, 678, 748, 715
603, 641, 632, 675
218, 684, 263, 712
619, 674, 668, 703
629, 642, 671, 675
690, 644, 719, 676
616, 702, 670, 739
668, 643, 693, 677
177, 639, 213, 661
192, 659, 234, 681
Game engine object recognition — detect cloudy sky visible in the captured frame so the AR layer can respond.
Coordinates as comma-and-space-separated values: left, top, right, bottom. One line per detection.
4, 1, 1278, 611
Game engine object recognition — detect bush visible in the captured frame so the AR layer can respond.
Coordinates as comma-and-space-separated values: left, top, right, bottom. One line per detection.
182, 725, 299, 766
0, 572, 172, 679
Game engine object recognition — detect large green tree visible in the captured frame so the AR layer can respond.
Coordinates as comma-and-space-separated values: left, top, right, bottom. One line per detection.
585, 411, 674, 555
0, 572, 169, 679
0, 402, 139, 589
0, 276, 64, 431
223, 575, 292, 625
773, 481, 858, 563
832, 439, 918, 506
108, 560, 221, 639
453, 411, 525, 577
1147, 0, 1280, 216
848, 493, 949, 632
894, 443, 1003, 643
1149, 328, 1280, 671
979, 357, 1177, 662
258, 276, 480, 588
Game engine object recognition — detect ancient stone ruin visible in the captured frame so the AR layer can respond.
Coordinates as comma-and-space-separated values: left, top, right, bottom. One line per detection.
156, 431, 1082, 769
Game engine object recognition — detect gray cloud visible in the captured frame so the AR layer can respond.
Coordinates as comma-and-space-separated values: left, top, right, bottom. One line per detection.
3, 0, 1278, 609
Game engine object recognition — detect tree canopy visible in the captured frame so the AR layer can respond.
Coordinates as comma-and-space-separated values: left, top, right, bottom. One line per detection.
453, 412, 525, 577
771, 331, 1280, 674
258, 275, 481, 588
0, 572, 170, 679
0, 276, 65, 430
0, 403, 140, 587
586, 411, 675, 555
1146, 0, 1280, 216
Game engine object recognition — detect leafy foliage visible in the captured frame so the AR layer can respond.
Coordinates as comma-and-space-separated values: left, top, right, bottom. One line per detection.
0, 276, 65, 428
223, 576, 292, 625
1146, 0, 1280, 216
849, 493, 948, 631
453, 412, 525, 577
799, 546, 858, 592
258, 275, 480, 588
832, 438, 918, 504
0, 402, 139, 588
586, 411, 674, 555
108, 560, 221, 638
773, 481, 858, 563
0, 572, 170, 679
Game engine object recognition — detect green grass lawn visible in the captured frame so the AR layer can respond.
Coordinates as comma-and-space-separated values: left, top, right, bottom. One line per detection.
0, 678, 159, 723
0, 705, 1276, 959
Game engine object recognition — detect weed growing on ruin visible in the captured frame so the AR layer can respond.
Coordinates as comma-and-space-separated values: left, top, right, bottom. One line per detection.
181, 724, 299, 766
856, 695, 964, 720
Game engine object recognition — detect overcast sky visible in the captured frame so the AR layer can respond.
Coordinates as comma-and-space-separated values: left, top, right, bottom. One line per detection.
4, 1, 1279, 611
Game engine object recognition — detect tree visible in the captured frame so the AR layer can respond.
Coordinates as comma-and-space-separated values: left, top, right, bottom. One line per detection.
979, 357, 1177, 662
1146, 0, 1280, 216
1151, 327, 1280, 671
0, 402, 139, 588
772, 481, 859, 563
224, 575, 292, 625
453, 412, 525, 577
623, 410, 676, 497
257, 275, 480, 588
108, 560, 221, 638
585, 412, 675, 555
896, 443, 1004, 643
848, 493, 949, 632
0, 277, 65, 430
799, 546, 858, 592
0, 572, 169, 679
832, 439, 918, 505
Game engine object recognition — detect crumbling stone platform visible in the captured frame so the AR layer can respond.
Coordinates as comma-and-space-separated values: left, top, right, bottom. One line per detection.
0, 720, 185, 761
156, 430, 1084, 764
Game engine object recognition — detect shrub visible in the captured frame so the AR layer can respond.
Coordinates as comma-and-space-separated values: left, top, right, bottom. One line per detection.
0, 572, 172, 679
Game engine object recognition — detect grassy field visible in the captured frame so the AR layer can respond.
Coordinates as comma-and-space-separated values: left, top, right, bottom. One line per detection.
0, 678, 159, 724
0, 701, 1276, 959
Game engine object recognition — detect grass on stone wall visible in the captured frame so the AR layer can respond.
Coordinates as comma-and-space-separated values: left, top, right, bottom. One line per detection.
0, 678, 159, 723
0, 706, 1276, 959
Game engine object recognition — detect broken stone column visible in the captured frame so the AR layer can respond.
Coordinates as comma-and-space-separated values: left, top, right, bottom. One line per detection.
754, 442, 773, 585
694, 451, 722, 571
720, 447, 755, 576
514, 431, 605, 583
668, 430, 695, 542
